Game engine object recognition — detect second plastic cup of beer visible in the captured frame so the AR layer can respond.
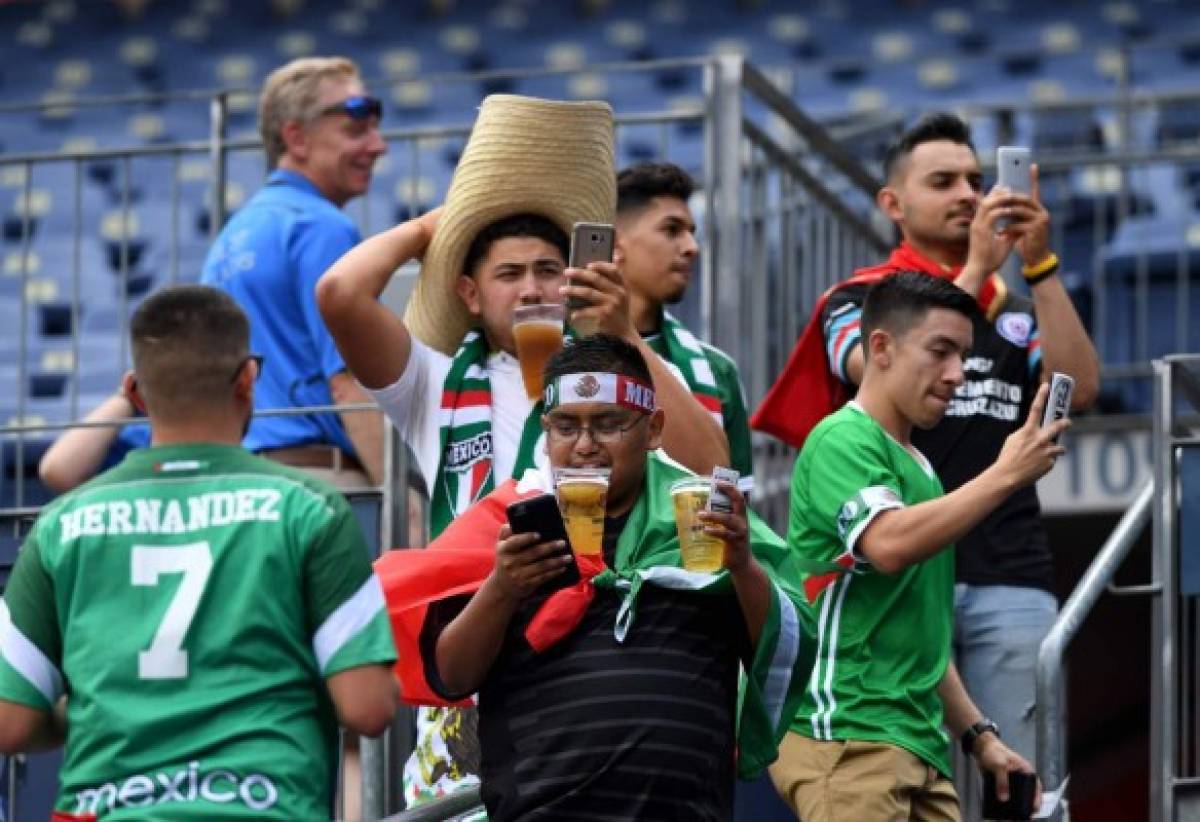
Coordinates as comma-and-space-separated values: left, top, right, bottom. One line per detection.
670, 477, 725, 573
554, 467, 610, 557
512, 303, 566, 401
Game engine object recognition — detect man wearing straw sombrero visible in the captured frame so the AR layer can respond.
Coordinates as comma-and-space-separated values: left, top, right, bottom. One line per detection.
317, 95, 732, 809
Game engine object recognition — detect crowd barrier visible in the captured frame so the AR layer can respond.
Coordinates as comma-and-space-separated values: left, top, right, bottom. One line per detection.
2, 56, 1196, 820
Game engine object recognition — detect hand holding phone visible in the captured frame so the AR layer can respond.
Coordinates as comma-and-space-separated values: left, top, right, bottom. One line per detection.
1040, 372, 1074, 443
996, 146, 1032, 230
566, 222, 615, 335
505, 494, 582, 598
982, 770, 1038, 820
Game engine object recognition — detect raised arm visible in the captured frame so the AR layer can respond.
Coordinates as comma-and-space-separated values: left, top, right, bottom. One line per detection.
316, 209, 441, 390
1008, 164, 1100, 410
858, 383, 1067, 574
563, 261, 730, 473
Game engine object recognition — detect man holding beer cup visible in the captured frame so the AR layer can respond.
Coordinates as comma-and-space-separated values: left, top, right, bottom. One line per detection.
316, 95, 731, 808
375, 333, 820, 820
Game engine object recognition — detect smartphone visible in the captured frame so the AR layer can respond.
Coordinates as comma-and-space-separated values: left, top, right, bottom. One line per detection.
982, 770, 1038, 820
1040, 372, 1074, 443
505, 493, 581, 597
707, 466, 740, 515
566, 222, 615, 315
996, 146, 1032, 230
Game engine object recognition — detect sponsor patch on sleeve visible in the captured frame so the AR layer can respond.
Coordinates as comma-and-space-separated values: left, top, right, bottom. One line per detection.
996, 311, 1034, 347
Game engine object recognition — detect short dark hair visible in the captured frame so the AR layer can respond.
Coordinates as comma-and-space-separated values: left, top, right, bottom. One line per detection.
881, 113, 975, 182
616, 162, 694, 216
861, 271, 978, 343
131, 285, 250, 418
461, 213, 568, 278
543, 333, 653, 389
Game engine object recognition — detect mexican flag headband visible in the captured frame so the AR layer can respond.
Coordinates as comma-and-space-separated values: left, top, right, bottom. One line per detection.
544, 372, 656, 414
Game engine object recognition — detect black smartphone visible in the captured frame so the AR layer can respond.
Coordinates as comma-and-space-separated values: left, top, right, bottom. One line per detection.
505, 494, 581, 597
982, 770, 1038, 820
566, 222, 616, 326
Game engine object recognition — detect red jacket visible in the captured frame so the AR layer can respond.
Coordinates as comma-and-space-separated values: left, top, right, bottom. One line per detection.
749, 243, 1006, 448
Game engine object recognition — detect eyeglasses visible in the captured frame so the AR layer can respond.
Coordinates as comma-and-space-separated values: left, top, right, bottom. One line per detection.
229, 354, 265, 384
318, 95, 383, 122
544, 413, 646, 445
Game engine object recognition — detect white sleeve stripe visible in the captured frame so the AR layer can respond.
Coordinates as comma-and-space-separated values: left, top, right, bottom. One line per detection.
313, 575, 387, 674
0, 599, 63, 705
845, 501, 905, 564
762, 582, 801, 730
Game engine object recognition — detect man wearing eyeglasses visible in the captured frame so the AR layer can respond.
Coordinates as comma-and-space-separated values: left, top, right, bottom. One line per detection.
374, 333, 816, 820
0, 286, 398, 819
201, 56, 388, 490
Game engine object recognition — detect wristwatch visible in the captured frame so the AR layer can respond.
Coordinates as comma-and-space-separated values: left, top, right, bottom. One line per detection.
961, 719, 1000, 756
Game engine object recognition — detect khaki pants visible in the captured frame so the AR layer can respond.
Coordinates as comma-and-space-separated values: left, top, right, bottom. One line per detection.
769, 732, 960, 822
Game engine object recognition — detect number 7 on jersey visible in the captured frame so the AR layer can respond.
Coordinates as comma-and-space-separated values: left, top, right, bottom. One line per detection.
131, 542, 214, 680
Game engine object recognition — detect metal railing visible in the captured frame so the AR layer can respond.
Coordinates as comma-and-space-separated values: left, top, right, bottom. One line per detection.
1149, 355, 1200, 822
1037, 355, 1200, 822
0, 56, 888, 820
4, 52, 1195, 820
1035, 480, 1153, 801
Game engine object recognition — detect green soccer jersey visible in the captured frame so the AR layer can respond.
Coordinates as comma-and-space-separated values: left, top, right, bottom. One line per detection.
644, 330, 755, 482
0, 443, 397, 820
787, 404, 954, 775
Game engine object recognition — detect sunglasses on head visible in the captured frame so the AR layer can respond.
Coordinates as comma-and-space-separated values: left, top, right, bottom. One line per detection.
319, 95, 383, 122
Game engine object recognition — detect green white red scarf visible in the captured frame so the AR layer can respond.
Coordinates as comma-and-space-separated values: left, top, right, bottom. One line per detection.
378, 450, 847, 778
429, 329, 545, 538
658, 312, 725, 426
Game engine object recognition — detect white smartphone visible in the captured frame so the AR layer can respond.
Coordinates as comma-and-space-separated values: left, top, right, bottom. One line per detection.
996, 146, 1032, 230
1040, 372, 1074, 442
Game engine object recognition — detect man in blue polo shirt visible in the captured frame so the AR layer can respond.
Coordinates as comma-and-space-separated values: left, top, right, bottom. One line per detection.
202, 56, 387, 489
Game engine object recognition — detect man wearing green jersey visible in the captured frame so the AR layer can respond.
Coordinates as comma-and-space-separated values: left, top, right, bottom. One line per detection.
772, 273, 1068, 821
0, 285, 398, 820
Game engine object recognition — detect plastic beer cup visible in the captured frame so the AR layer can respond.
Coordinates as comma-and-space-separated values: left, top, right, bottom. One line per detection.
670, 477, 725, 573
512, 303, 566, 400
554, 467, 610, 557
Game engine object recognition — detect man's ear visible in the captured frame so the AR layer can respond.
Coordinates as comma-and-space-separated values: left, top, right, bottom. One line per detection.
122, 370, 147, 413
876, 185, 903, 224
280, 120, 308, 163
612, 227, 627, 267
455, 274, 482, 316
232, 360, 256, 405
866, 328, 893, 371
645, 408, 665, 452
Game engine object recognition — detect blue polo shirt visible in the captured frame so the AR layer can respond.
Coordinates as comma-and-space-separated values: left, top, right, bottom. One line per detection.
200, 169, 360, 456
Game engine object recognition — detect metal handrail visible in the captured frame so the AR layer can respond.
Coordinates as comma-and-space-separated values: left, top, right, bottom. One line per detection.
1035, 479, 1154, 792
381, 788, 483, 822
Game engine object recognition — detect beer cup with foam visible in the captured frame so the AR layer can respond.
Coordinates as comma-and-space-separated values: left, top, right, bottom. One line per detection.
554, 467, 610, 557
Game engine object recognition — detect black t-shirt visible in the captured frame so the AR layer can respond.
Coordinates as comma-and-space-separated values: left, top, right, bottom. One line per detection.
424, 514, 750, 821
822, 283, 1053, 592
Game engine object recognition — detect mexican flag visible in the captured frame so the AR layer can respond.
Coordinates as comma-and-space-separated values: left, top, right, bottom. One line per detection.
374, 451, 834, 778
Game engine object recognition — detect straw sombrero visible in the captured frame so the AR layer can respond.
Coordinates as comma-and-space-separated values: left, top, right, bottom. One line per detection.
405, 95, 616, 354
